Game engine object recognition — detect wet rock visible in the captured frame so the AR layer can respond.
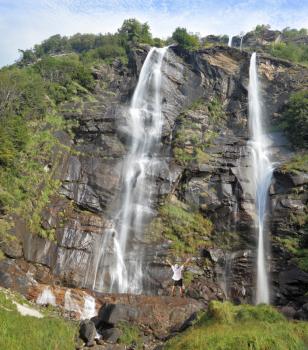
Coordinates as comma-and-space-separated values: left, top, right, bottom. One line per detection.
101, 328, 122, 344
79, 320, 97, 344
98, 304, 139, 325
202, 248, 224, 263
280, 306, 296, 319
96, 294, 203, 338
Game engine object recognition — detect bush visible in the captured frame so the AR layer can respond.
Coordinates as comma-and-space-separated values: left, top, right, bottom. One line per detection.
172, 27, 200, 51
0, 115, 29, 166
280, 90, 308, 148
0, 67, 46, 118
268, 42, 308, 65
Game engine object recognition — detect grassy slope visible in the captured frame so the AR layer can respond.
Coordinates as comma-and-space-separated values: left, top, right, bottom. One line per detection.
0, 289, 77, 350
165, 301, 308, 350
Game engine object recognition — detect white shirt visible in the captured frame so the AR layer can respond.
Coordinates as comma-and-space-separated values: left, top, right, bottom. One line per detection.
171, 265, 184, 281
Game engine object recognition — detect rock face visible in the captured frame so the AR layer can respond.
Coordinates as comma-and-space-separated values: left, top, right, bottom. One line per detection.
0, 44, 307, 318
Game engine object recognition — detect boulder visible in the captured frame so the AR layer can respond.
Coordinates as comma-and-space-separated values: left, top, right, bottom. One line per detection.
96, 294, 203, 337
79, 320, 97, 344
280, 306, 296, 319
101, 328, 122, 344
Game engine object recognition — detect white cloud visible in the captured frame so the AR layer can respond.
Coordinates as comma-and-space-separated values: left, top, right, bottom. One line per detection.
0, 0, 307, 67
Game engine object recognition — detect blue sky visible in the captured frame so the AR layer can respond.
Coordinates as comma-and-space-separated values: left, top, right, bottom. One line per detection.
0, 0, 307, 67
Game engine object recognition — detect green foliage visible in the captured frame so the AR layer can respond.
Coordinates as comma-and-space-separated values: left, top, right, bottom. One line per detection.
279, 90, 308, 148
33, 54, 95, 103
212, 231, 243, 251
35, 34, 69, 56
0, 289, 77, 350
0, 67, 47, 119
254, 24, 271, 37
207, 97, 225, 122
0, 115, 28, 166
281, 153, 308, 174
153, 199, 213, 254
19, 20, 155, 68
282, 27, 308, 39
172, 27, 200, 51
165, 301, 308, 350
0, 107, 73, 239
118, 321, 143, 349
173, 98, 224, 165
118, 18, 153, 46
276, 236, 308, 272
268, 42, 308, 66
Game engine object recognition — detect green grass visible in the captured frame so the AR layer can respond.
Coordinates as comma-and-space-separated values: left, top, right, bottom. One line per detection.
0, 289, 77, 350
118, 321, 143, 350
164, 301, 308, 350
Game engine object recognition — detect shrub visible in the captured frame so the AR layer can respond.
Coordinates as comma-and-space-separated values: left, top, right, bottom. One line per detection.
268, 42, 308, 66
280, 90, 308, 148
172, 27, 200, 51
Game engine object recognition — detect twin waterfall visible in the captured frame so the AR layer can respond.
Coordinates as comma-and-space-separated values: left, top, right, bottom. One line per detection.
248, 52, 273, 304
90, 47, 168, 293
86, 48, 272, 302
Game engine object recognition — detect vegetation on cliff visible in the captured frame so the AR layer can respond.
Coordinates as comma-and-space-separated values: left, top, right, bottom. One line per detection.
147, 197, 213, 254
171, 27, 200, 51
19, 18, 164, 67
165, 301, 308, 350
279, 90, 308, 149
0, 61, 81, 243
173, 97, 224, 166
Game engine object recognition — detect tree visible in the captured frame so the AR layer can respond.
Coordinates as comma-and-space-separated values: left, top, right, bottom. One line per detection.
70, 33, 96, 53
172, 27, 199, 51
118, 19, 153, 46
38, 34, 69, 55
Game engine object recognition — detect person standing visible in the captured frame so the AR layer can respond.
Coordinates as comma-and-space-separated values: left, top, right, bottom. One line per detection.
166, 258, 190, 297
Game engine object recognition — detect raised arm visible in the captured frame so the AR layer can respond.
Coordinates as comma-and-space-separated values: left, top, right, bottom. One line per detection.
182, 258, 191, 267
166, 259, 173, 267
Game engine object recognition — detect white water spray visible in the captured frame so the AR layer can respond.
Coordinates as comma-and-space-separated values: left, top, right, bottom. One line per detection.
88, 47, 168, 293
36, 287, 56, 306
248, 52, 273, 304
228, 35, 233, 47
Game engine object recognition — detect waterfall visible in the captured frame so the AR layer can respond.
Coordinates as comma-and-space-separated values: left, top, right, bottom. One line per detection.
228, 35, 233, 47
240, 36, 244, 51
36, 287, 56, 306
248, 52, 273, 304
88, 47, 168, 294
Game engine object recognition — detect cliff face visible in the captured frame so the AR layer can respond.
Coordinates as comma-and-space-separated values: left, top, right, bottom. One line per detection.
0, 46, 307, 317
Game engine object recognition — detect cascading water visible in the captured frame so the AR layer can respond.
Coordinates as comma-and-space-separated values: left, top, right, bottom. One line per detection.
248, 52, 273, 304
228, 35, 233, 47
87, 47, 168, 294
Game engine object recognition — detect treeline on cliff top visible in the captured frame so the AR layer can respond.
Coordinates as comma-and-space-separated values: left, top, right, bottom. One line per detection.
17, 20, 308, 66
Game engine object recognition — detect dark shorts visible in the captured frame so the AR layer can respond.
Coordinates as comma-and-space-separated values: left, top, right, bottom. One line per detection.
173, 279, 183, 287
